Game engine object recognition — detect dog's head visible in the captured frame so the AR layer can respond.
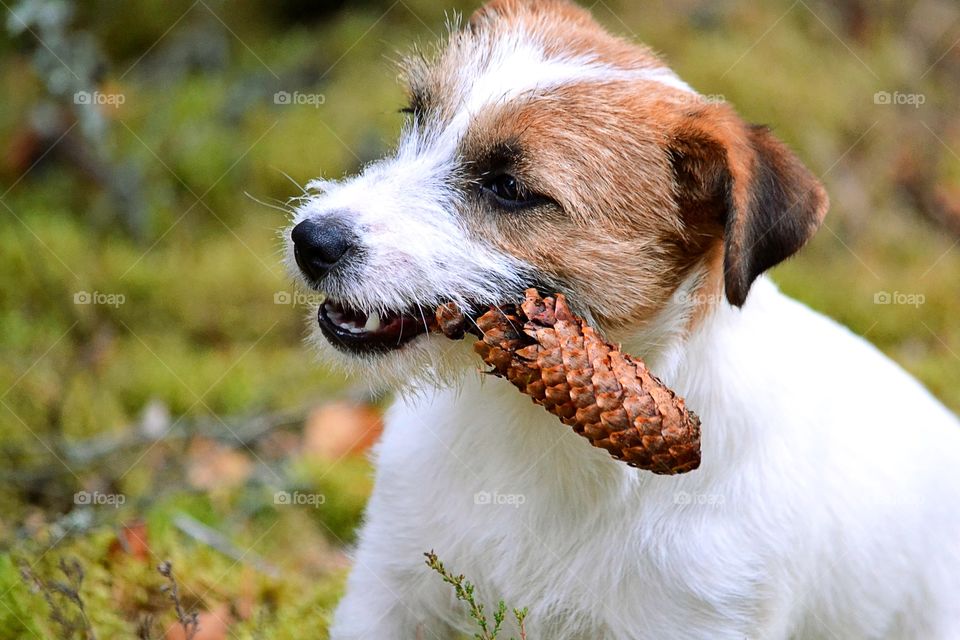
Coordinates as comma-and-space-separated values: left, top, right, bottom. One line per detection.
286, 0, 828, 382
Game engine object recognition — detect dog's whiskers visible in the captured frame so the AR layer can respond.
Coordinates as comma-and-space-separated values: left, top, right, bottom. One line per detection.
494, 306, 520, 334
418, 307, 432, 340
464, 312, 489, 339
276, 169, 308, 195
245, 191, 296, 216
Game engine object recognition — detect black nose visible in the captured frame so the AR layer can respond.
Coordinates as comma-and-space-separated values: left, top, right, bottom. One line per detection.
291, 218, 355, 282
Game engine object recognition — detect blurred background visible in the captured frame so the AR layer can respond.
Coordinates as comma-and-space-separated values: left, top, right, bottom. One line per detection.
1, 0, 958, 637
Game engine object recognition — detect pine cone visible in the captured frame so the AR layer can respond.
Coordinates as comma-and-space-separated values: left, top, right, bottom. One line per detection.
434, 290, 701, 475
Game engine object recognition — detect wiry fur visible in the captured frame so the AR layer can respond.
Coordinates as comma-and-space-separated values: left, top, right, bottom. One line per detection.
284, 1, 960, 638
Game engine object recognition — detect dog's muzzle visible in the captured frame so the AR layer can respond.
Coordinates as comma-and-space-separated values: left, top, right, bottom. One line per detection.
291, 215, 439, 355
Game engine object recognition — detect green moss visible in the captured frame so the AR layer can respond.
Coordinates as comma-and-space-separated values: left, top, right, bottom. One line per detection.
0, 554, 47, 639
288, 456, 374, 545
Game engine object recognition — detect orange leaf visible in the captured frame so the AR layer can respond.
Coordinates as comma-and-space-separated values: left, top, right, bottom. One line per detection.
109, 520, 151, 562
302, 402, 382, 460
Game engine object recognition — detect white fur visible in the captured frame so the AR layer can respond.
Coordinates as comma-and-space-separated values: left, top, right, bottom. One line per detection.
331, 278, 960, 639
453, 31, 693, 131
286, 16, 960, 640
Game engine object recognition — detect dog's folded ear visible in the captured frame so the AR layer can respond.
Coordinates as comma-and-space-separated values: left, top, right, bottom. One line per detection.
669, 104, 829, 307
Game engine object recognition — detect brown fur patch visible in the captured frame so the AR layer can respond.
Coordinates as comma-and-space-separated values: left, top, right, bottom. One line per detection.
458, 83, 722, 331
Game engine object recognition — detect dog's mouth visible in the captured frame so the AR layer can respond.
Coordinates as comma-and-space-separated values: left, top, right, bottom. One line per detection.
317, 297, 437, 354
315, 283, 553, 355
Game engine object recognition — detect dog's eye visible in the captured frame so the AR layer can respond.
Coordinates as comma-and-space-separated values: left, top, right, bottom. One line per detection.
481, 173, 553, 211
486, 174, 522, 201
487, 174, 522, 202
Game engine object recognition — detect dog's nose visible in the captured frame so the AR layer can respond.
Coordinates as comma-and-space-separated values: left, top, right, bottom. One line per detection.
291, 218, 355, 282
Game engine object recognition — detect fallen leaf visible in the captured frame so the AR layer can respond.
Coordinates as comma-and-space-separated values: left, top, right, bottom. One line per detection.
303, 402, 382, 460
109, 520, 151, 561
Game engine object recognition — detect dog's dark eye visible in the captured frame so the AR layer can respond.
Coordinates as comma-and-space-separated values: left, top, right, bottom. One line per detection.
483, 173, 535, 207
486, 174, 522, 201
481, 172, 553, 211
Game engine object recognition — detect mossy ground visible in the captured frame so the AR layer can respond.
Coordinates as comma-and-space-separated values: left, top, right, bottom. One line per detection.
1, 1, 958, 637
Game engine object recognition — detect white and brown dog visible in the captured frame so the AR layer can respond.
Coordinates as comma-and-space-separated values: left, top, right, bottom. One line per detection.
286, 1, 960, 637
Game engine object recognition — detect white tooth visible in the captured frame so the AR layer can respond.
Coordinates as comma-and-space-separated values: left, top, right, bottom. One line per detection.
364, 312, 382, 332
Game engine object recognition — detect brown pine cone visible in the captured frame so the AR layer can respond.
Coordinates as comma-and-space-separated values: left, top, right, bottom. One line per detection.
434, 290, 701, 475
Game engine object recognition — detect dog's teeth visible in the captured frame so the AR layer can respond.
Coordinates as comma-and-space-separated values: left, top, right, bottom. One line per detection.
364, 312, 382, 332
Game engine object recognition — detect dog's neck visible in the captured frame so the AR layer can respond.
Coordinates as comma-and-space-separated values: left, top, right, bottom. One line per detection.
615, 255, 726, 384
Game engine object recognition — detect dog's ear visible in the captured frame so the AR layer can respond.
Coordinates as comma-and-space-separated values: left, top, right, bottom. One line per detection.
669, 104, 829, 307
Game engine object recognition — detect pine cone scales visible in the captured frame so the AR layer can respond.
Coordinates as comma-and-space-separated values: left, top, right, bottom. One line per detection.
435, 290, 701, 475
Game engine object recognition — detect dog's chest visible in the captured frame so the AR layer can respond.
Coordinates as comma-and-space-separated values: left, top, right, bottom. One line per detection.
382, 380, 775, 638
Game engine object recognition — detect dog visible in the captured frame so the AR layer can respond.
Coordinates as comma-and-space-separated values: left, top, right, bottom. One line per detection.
286, 1, 960, 637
